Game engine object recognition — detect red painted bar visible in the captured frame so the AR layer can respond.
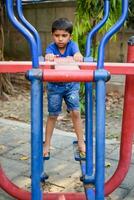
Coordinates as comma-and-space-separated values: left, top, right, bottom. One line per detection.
0, 165, 86, 200
42, 69, 94, 82
80, 62, 134, 75
105, 75, 134, 196
105, 38, 134, 196
0, 61, 134, 75
127, 44, 134, 63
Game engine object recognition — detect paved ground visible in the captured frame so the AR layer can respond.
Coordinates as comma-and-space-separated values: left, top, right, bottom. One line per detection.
0, 118, 134, 200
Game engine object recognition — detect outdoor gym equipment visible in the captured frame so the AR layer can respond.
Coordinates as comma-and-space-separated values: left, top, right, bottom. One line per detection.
0, 0, 134, 200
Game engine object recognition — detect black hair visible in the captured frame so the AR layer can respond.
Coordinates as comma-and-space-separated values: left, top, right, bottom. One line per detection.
52, 18, 73, 34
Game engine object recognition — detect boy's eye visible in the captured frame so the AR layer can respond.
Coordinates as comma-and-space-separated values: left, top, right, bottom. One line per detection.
54, 34, 68, 37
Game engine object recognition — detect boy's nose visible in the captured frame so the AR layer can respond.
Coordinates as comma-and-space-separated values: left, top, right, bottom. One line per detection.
59, 36, 63, 41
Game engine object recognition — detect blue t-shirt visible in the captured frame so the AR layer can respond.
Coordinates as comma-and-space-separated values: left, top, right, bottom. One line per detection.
45, 40, 80, 57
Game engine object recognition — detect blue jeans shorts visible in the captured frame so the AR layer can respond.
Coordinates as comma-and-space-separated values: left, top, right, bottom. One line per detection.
47, 82, 80, 116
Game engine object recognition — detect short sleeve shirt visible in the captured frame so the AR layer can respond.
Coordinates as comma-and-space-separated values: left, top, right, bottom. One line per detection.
45, 40, 80, 57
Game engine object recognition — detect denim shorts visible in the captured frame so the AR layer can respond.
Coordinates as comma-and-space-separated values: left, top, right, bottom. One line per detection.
47, 82, 80, 116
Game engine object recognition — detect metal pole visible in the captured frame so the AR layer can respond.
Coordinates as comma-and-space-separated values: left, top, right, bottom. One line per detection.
16, 0, 42, 56
84, 0, 110, 181
95, 0, 128, 199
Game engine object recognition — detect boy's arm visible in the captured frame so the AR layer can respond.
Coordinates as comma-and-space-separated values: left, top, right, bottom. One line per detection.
45, 53, 55, 61
71, 42, 83, 62
45, 44, 55, 61
73, 52, 83, 62
45, 52, 83, 62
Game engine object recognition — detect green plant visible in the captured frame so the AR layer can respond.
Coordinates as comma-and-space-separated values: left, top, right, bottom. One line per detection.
73, 0, 133, 114
127, 0, 134, 28
73, 0, 122, 56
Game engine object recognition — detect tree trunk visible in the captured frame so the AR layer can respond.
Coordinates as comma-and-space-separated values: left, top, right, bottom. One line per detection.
0, 0, 14, 100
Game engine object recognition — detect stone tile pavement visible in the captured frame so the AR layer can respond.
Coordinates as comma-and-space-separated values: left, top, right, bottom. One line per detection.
0, 118, 134, 200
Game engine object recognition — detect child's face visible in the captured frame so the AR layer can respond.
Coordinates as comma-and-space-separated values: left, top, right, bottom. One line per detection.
52, 30, 71, 49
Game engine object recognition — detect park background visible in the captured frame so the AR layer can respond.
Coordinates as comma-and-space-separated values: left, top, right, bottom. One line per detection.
3, 0, 134, 94
0, 1, 134, 199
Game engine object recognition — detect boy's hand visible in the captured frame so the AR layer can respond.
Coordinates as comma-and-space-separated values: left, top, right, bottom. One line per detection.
73, 52, 83, 62
45, 54, 55, 61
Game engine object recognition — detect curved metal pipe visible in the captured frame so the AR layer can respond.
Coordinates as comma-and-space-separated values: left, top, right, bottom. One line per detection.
6, 0, 39, 68
84, 0, 110, 181
95, 1, 128, 198
0, 165, 86, 200
105, 37, 134, 195
16, 0, 42, 56
5, 1, 42, 199
97, 0, 128, 69
85, 0, 110, 58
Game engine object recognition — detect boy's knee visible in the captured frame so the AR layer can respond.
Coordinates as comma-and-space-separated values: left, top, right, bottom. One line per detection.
70, 110, 80, 119
48, 115, 58, 121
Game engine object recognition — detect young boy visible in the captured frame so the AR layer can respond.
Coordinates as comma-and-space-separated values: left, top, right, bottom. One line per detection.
44, 18, 85, 157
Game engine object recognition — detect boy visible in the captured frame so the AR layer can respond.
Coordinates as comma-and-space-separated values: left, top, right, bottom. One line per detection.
44, 18, 85, 157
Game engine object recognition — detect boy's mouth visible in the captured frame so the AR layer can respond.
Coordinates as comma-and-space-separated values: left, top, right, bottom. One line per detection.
58, 43, 64, 45
58, 43, 65, 47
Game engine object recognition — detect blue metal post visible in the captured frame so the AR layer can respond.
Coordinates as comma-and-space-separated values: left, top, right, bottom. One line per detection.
6, 1, 43, 199
31, 78, 43, 200
6, 0, 38, 68
85, 0, 110, 58
84, 0, 110, 181
16, 0, 42, 57
95, 0, 128, 199
95, 79, 106, 200
85, 83, 93, 177
16, 0, 44, 190
97, 0, 128, 69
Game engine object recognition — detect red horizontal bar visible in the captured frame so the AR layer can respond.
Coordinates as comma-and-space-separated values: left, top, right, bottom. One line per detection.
0, 165, 86, 200
80, 62, 134, 75
42, 69, 94, 82
0, 61, 134, 75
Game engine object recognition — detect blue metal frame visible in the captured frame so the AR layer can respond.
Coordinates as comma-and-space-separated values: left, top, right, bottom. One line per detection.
5, 1, 43, 200
84, 0, 110, 185
16, 0, 42, 57
95, 1, 128, 199
16, 1, 44, 188
95, 78, 106, 200
97, 0, 128, 69
5, 0, 128, 199
5, 0, 38, 68
31, 78, 43, 200
85, 0, 110, 58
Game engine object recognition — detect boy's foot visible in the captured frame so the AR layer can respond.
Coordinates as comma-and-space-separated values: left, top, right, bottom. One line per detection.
43, 143, 50, 157
78, 141, 86, 157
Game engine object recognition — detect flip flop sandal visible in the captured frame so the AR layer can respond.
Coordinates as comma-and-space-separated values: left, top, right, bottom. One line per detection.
79, 151, 86, 159
43, 152, 50, 160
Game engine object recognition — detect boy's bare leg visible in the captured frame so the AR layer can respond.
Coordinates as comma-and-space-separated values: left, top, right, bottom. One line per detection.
70, 110, 85, 153
44, 116, 57, 156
